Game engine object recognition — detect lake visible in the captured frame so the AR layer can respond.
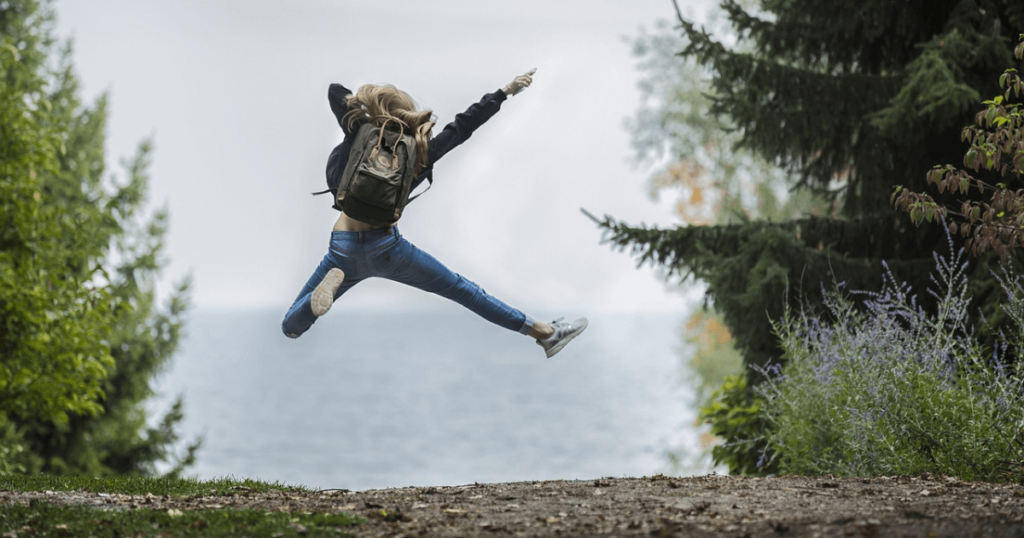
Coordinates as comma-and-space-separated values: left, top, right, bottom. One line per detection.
150, 307, 707, 490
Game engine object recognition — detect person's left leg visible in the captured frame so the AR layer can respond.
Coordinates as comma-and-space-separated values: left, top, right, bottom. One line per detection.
281, 236, 366, 338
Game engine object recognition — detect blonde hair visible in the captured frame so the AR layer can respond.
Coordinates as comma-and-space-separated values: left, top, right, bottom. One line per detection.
343, 84, 435, 174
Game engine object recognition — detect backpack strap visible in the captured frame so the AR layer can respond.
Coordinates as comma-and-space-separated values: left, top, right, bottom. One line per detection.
407, 175, 432, 203
369, 117, 406, 169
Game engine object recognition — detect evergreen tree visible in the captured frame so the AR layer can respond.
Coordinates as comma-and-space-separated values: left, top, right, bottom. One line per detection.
628, 11, 837, 406
597, 0, 1024, 378
0, 0, 197, 475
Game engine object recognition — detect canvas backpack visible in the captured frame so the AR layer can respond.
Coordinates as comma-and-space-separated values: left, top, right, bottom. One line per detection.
320, 118, 425, 226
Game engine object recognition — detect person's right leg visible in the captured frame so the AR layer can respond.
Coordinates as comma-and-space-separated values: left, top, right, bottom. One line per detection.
379, 233, 537, 335
378, 232, 588, 357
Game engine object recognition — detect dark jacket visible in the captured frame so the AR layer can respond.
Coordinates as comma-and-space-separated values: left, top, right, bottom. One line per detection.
327, 83, 507, 203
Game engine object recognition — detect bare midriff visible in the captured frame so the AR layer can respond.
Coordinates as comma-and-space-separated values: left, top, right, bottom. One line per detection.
333, 211, 386, 232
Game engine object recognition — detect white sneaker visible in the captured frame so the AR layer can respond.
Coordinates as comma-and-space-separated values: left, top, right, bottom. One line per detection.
311, 268, 345, 317
536, 317, 588, 358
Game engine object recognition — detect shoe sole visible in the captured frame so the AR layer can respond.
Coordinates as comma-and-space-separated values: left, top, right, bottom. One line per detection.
546, 319, 589, 358
311, 268, 345, 317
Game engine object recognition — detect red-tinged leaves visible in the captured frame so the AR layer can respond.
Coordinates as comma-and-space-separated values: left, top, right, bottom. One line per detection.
890, 185, 903, 205
896, 38, 1024, 259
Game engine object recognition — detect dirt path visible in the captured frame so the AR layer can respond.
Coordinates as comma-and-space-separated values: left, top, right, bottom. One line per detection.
3, 474, 1024, 537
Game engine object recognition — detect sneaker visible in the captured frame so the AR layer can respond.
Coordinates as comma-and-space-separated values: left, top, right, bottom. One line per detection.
311, 268, 345, 317
536, 317, 588, 358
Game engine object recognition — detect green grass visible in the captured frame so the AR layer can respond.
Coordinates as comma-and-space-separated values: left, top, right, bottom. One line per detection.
0, 475, 363, 537
0, 500, 360, 537
0, 475, 308, 497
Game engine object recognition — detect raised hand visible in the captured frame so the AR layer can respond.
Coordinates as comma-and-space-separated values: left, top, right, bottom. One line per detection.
503, 68, 537, 96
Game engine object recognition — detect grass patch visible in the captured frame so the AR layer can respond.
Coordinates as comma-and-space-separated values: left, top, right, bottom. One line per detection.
0, 475, 307, 497
0, 500, 359, 537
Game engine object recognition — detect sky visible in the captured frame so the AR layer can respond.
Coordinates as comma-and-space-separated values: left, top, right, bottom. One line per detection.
52, 0, 711, 315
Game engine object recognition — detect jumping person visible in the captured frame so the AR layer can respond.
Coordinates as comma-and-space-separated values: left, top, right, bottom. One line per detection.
281, 70, 588, 358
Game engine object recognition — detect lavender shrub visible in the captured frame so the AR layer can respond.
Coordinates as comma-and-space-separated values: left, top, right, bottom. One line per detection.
763, 236, 1024, 481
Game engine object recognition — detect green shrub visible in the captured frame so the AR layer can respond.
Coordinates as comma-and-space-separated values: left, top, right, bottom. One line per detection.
698, 375, 777, 475
762, 241, 1024, 481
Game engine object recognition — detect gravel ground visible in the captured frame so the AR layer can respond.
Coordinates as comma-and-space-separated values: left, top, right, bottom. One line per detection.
3, 473, 1024, 537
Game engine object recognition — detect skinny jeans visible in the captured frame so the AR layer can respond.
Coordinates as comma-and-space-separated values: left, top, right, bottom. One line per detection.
282, 227, 536, 338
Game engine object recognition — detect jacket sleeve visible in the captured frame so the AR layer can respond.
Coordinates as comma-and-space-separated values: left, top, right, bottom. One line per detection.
412, 88, 507, 191
328, 83, 356, 135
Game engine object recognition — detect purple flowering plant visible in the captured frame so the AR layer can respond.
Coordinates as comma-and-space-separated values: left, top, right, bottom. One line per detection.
760, 230, 1024, 481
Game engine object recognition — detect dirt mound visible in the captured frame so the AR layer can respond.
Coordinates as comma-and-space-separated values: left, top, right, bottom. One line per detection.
4, 474, 1023, 537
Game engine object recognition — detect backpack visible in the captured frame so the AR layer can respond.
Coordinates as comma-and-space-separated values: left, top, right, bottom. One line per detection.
322, 118, 422, 226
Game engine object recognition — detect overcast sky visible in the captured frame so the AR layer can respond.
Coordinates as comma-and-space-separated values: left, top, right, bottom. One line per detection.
52, 0, 711, 316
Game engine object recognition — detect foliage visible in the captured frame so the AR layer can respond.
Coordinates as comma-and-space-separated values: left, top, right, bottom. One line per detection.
762, 237, 1024, 481
0, 502, 359, 538
628, 11, 837, 228
628, 5, 844, 473
681, 310, 744, 406
594, 213, 937, 376
0, 0, 196, 475
894, 36, 1024, 260
1, 0, 113, 440
0, 474, 307, 497
696, 375, 776, 475
600, 0, 1024, 384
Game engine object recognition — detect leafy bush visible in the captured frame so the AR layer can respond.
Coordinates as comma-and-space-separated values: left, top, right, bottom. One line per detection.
1, 0, 196, 475
697, 375, 777, 476
892, 35, 1024, 260
761, 234, 1024, 481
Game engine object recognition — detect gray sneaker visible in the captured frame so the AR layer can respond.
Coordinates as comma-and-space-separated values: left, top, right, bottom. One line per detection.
311, 268, 345, 317
536, 317, 588, 358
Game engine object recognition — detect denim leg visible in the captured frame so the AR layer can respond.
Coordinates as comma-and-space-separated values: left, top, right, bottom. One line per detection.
281, 250, 362, 338
381, 237, 535, 333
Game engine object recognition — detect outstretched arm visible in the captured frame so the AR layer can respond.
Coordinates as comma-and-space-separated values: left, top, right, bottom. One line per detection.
426, 69, 538, 166
328, 83, 355, 134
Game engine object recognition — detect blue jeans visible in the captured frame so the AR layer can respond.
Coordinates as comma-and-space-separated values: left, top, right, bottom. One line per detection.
282, 227, 536, 338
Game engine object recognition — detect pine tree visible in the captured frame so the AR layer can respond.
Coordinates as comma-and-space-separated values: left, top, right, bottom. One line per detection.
597, 0, 1024, 378
0, 0, 197, 475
